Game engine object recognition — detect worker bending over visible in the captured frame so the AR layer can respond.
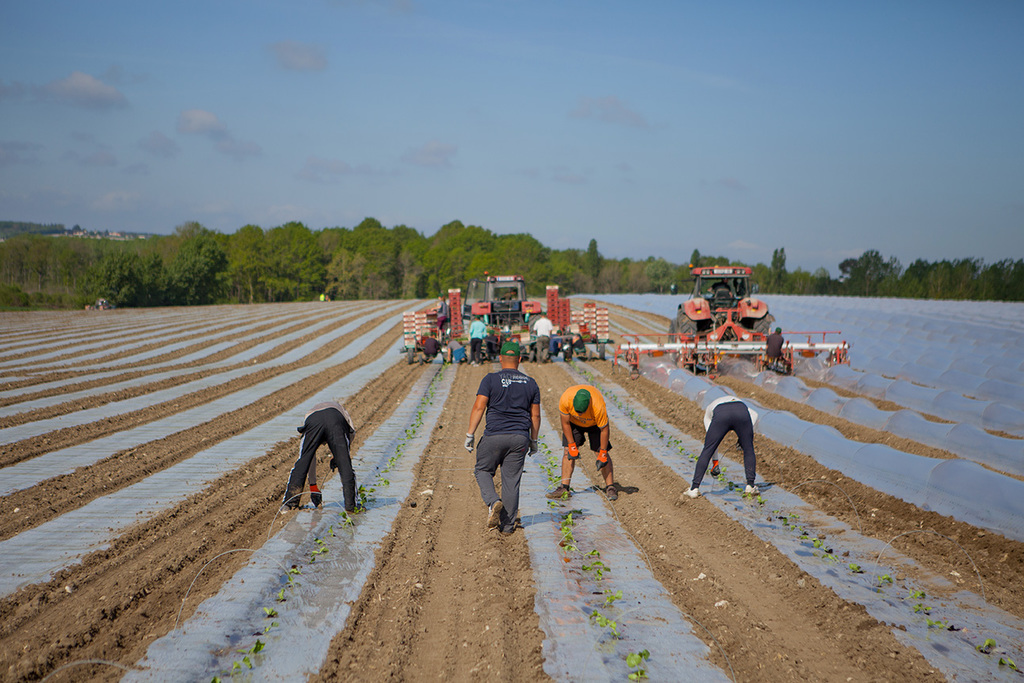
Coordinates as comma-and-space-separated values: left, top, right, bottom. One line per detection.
547, 385, 617, 501
283, 401, 357, 512
684, 396, 759, 499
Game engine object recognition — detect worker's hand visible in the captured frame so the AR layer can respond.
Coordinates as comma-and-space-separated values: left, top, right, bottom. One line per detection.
595, 449, 609, 470
310, 484, 322, 508
567, 443, 580, 461
528, 439, 538, 456
465, 433, 475, 452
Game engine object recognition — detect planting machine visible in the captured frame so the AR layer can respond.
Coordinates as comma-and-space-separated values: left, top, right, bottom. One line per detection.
400, 275, 612, 363
616, 265, 849, 376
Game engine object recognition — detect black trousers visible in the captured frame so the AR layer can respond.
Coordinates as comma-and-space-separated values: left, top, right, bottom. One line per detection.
285, 407, 356, 511
692, 401, 756, 488
470, 337, 483, 363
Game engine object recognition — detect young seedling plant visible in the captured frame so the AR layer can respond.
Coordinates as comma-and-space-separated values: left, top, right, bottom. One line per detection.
627, 649, 651, 680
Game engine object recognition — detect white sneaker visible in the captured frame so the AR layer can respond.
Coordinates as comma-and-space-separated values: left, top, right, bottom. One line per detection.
744, 485, 757, 495
682, 487, 701, 499
487, 500, 503, 528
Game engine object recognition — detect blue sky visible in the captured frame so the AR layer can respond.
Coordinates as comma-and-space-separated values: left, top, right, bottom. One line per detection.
2, 1, 1022, 273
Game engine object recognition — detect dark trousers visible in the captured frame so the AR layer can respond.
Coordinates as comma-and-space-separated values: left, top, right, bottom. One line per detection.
470, 337, 483, 364
285, 408, 356, 511
692, 401, 756, 488
474, 433, 529, 533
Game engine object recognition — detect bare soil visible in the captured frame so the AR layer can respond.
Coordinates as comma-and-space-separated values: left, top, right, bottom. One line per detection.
0, 301, 1020, 682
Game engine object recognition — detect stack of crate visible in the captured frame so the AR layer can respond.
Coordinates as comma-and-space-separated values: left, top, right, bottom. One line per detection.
546, 285, 572, 331
402, 310, 428, 349
569, 303, 609, 340
447, 288, 463, 337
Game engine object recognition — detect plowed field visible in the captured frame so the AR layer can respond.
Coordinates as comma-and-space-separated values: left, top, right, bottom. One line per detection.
1, 299, 1020, 682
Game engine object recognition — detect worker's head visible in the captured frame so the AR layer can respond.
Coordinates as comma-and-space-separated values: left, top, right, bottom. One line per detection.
499, 340, 521, 368
775, 327, 782, 333
573, 388, 591, 413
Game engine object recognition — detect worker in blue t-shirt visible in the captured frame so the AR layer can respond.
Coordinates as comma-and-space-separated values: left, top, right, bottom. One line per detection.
469, 315, 487, 365
464, 341, 541, 535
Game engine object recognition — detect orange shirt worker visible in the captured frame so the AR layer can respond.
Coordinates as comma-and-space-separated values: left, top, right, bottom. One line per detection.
547, 385, 617, 501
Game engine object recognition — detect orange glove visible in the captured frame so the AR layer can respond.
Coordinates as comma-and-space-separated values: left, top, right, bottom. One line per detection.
567, 443, 580, 460
595, 449, 609, 469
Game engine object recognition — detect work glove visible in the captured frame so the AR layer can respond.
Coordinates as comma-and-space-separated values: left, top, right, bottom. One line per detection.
465, 433, 475, 452
528, 439, 538, 456
595, 449, 609, 470
329, 458, 338, 472
567, 443, 580, 461
309, 484, 322, 508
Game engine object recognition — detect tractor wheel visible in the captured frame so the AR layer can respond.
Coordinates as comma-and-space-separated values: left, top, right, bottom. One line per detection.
597, 343, 606, 361
753, 314, 775, 336
406, 348, 416, 365
675, 315, 697, 336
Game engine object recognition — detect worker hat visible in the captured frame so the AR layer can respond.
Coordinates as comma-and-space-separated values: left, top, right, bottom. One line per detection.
500, 340, 520, 356
573, 388, 591, 412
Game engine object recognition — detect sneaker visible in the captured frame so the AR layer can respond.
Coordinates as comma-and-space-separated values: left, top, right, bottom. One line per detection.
709, 464, 721, 477
605, 485, 618, 501
744, 484, 757, 495
546, 484, 572, 500
682, 487, 701, 499
487, 500, 503, 528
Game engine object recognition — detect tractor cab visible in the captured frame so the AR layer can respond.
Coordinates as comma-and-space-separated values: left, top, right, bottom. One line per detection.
463, 275, 537, 328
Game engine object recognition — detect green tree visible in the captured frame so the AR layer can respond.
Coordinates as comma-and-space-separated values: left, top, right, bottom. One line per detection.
167, 222, 227, 305
227, 224, 267, 303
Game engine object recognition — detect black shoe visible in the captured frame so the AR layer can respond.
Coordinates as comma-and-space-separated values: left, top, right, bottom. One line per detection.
709, 464, 721, 477
605, 485, 618, 501
546, 484, 572, 500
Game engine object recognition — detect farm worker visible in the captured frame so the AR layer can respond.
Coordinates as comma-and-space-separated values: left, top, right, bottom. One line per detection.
464, 341, 541, 535
547, 385, 617, 501
436, 295, 450, 335
683, 396, 760, 499
421, 335, 441, 363
445, 337, 467, 364
533, 313, 553, 362
766, 327, 784, 361
469, 315, 487, 365
283, 401, 357, 512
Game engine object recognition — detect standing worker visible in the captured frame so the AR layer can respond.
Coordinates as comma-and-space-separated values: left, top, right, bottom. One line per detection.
683, 396, 760, 498
436, 295, 450, 336
465, 341, 541, 535
469, 315, 487, 365
532, 312, 553, 362
283, 401, 357, 512
547, 385, 617, 501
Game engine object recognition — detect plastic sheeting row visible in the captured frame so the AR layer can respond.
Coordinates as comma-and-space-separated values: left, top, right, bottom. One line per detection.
639, 357, 1024, 544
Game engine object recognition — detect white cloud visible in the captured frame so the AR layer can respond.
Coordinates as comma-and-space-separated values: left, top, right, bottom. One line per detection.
0, 141, 43, 166
41, 71, 128, 109
297, 156, 352, 182
216, 138, 262, 161
138, 131, 179, 158
177, 109, 228, 137
269, 41, 328, 71
401, 140, 457, 168
570, 96, 648, 128
177, 109, 261, 160
92, 190, 140, 211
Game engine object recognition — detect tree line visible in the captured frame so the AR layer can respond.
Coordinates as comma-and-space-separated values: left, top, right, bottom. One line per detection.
0, 219, 1021, 309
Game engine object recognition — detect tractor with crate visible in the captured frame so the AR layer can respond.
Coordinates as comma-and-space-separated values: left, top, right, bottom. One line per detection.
400, 275, 612, 363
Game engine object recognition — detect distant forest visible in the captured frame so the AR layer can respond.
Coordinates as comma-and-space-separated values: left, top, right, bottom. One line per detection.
1, 218, 1022, 309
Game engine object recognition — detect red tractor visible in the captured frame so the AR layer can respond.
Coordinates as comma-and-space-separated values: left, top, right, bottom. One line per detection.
668, 266, 774, 342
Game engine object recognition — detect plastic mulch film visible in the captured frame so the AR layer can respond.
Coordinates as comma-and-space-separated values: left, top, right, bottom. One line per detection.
638, 357, 1024, 544
125, 365, 454, 681
0, 315, 406, 597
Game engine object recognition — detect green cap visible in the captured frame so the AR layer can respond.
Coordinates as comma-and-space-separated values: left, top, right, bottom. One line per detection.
573, 388, 591, 412
775, 327, 782, 333
500, 340, 520, 356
